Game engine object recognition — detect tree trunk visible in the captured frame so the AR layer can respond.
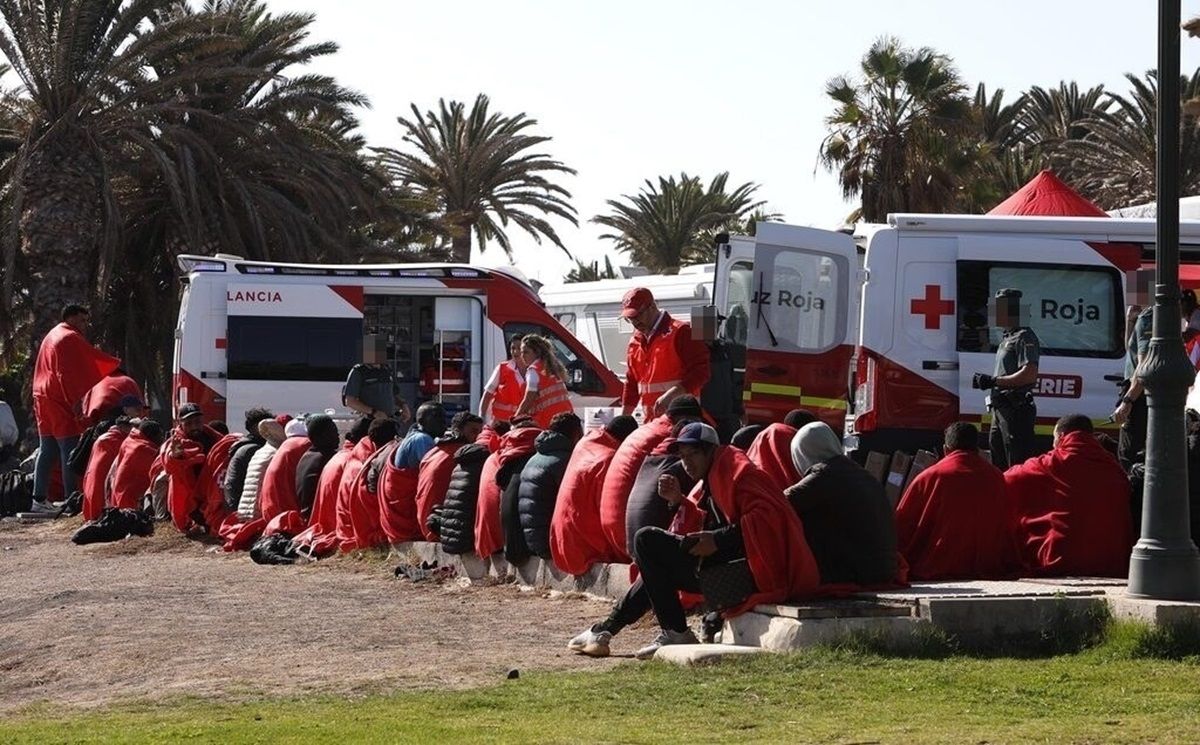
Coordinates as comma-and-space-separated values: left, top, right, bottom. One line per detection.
20, 125, 105, 348
449, 228, 472, 264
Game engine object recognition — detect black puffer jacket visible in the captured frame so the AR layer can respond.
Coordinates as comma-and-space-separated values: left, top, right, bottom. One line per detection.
438, 443, 490, 555
223, 435, 263, 510
517, 431, 575, 560
624, 453, 696, 554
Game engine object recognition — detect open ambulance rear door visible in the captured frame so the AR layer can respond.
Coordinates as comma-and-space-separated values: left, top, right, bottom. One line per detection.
717, 223, 859, 429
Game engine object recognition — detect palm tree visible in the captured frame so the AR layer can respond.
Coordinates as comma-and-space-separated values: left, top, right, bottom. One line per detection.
376, 94, 577, 264
592, 172, 767, 273
818, 37, 975, 222
565, 255, 618, 283
1066, 71, 1200, 209
1019, 82, 1110, 186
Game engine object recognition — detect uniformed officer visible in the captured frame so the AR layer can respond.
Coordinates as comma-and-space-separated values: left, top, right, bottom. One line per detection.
344, 335, 412, 428
971, 288, 1040, 470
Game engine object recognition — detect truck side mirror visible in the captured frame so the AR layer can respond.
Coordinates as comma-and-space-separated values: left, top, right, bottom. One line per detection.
692, 305, 718, 341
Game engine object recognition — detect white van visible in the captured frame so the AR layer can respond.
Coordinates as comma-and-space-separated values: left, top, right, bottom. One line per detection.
711, 214, 1195, 454
172, 255, 623, 429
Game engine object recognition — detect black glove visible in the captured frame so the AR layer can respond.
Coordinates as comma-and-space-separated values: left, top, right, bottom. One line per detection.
972, 373, 996, 390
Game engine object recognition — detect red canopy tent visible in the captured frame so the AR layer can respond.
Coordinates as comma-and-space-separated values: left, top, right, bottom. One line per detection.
988, 170, 1142, 272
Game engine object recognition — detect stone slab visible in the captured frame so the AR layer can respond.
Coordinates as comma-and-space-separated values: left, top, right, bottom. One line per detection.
867, 579, 1108, 602
752, 600, 913, 620
916, 594, 1107, 644
654, 644, 765, 665
722, 612, 923, 652
1109, 593, 1200, 626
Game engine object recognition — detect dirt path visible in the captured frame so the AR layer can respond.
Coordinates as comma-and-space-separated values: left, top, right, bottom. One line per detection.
0, 518, 648, 712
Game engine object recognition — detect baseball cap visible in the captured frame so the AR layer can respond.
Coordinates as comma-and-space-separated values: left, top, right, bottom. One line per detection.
621, 287, 654, 318
668, 422, 720, 453
284, 418, 308, 438
118, 394, 145, 409
177, 403, 202, 421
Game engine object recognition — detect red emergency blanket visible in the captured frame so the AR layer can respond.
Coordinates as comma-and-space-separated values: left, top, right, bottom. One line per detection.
549, 428, 623, 575
162, 427, 227, 532
81, 426, 127, 521
598, 415, 673, 561
33, 323, 120, 437
474, 427, 540, 558
746, 423, 799, 494
1004, 431, 1133, 577
82, 374, 142, 424
335, 438, 384, 551
675, 446, 821, 616
292, 444, 353, 556
895, 450, 1021, 581
109, 430, 160, 510
258, 437, 312, 522
415, 441, 461, 540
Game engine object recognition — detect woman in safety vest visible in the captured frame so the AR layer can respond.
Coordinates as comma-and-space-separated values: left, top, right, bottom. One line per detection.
514, 335, 574, 428
480, 336, 527, 423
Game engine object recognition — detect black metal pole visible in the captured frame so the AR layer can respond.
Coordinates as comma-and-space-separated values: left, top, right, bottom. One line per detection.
1128, 0, 1200, 599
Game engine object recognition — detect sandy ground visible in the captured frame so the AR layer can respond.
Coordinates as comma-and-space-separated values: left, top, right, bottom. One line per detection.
0, 517, 651, 712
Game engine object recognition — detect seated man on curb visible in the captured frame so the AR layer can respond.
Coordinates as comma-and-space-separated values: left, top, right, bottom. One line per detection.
1004, 413, 1133, 578
568, 422, 820, 660
895, 423, 1020, 581
416, 411, 484, 540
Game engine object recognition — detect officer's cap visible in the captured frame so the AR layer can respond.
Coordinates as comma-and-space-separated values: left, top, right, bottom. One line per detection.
995, 288, 1022, 300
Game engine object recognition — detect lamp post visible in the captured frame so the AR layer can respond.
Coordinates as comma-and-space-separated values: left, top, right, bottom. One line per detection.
1127, 0, 1200, 599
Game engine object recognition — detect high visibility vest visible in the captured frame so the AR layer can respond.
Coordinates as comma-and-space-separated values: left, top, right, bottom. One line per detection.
490, 361, 525, 422
529, 360, 573, 428
627, 315, 688, 412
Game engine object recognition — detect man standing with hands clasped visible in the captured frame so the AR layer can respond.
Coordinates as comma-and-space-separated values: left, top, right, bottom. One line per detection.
620, 287, 711, 418
971, 288, 1040, 470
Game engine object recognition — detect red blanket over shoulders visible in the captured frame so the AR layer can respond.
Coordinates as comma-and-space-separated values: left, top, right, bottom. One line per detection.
110, 430, 160, 510
82, 374, 142, 425
335, 438, 383, 551
82, 427, 127, 521
32, 323, 120, 437
415, 441, 461, 540
474, 427, 540, 558
162, 425, 223, 532
895, 450, 1020, 581
676, 447, 821, 616
550, 428, 622, 575
258, 437, 312, 522
1004, 431, 1133, 578
746, 423, 799, 494
598, 415, 673, 561
293, 444, 353, 556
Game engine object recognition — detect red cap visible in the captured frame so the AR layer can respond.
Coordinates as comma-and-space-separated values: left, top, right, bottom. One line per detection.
621, 287, 653, 318
275, 414, 293, 426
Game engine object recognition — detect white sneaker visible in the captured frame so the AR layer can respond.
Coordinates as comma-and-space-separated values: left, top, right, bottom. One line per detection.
567, 625, 613, 657
634, 628, 699, 661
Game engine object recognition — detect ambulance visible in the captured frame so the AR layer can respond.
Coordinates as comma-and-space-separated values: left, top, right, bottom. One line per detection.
711, 214, 1200, 454
172, 255, 623, 429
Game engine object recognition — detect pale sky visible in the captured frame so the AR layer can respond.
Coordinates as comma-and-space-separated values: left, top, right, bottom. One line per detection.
270, 0, 1200, 283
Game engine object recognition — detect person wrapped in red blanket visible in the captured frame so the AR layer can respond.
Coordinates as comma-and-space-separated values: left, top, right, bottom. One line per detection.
82, 370, 144, 426
336, 418, 398, 551
109, 420, 165, 510
379, 404, 447, 544
896, 423, 1021, 581
568, 422, 820, 659
292, 418, 358, 557
161, 403, 226, 532
1004, 414, 1133, 577
81, 417, 133, 521
550, 415, 639, 576
475, 419, 540, 559
415, 412, 484, 540
746, 409, 817, 494
257, 424, 313, 523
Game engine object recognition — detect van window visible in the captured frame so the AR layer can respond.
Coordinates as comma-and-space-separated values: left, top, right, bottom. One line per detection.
504, 322, 606, 394
747, 249, 844, 353
227, 316, 362, 381
956, 261, 1123, 357
722, 261, 753, 346
592, 312, 631, 378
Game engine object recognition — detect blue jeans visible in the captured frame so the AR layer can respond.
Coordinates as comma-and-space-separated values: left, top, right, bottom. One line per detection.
33, 434, 80, 500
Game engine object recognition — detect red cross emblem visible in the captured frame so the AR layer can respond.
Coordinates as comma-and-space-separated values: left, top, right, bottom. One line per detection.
911, 285, 955, 330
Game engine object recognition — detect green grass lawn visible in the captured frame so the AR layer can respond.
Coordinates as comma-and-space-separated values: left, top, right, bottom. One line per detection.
6, 626, 1200, 744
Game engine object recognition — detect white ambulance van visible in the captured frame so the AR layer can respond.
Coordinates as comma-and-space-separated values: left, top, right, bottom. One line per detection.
711, 214, 1199, 454
172, 255, 623, 429
539, 265, 713, 378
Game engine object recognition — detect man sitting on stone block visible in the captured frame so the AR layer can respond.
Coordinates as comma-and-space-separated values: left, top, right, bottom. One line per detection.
895, 423, 1021, 581
1004, 414, 1133, 578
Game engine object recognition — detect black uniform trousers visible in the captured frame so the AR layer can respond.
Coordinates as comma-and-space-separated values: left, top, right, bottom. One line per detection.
989, 394, 1037, 471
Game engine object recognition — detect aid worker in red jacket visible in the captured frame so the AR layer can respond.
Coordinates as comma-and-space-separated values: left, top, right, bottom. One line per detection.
620, 288, 711, 418
479, 336, 528, 423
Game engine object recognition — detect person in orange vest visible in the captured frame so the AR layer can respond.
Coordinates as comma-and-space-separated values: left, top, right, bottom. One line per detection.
620, 287, 711, 418
513, 335, 574, 428
479, 336, 527, 423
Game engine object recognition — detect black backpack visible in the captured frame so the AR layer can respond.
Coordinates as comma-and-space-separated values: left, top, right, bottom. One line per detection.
0, 470, 32, 516
67, 421, 110, 477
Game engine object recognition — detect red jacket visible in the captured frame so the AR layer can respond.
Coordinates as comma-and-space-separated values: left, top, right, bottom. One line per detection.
258, 437, 312, 522
109, 430, 160, 510
33, 323, 120, 437
1004, 432, 1133, 578
550, 428, 623, 575
415, 440, 464, 540
896, 450, 1021, 581
82, 374, 142, 425
676, 447, 821, 615
746, 423, 799, 494
82, 426, 127, 520
621, 313, 710, 413
293, 444, 354, 557
474, 426, 541, 558
598, 415, 673, 561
